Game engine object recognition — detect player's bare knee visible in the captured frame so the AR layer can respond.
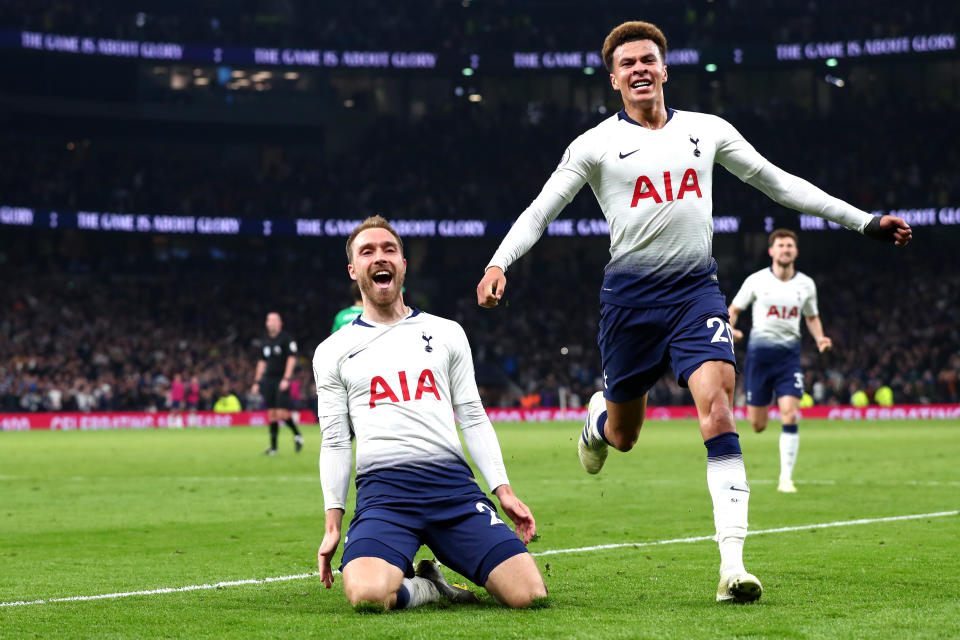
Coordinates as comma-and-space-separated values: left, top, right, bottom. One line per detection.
345, 583, 393, 609
751, 420, 767, 433
701, 403, 735, 438
504, 586, 548, 609
605, 428, 638, 452
496, 576, 547, 608
606, 417, 642, 451
615, 433, 639, 452
486, 554, 547, 608
343, 570, 398, 609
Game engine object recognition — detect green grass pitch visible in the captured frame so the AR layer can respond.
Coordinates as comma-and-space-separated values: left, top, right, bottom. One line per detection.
1, 419, 958, 639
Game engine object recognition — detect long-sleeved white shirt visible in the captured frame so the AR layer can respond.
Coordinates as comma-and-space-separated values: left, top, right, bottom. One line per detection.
487, 108, 873, 307
313, 308, 509, 511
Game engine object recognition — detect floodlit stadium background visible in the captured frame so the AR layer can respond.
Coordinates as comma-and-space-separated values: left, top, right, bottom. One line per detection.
2, 4, 960, 639
1, 0, 958, 420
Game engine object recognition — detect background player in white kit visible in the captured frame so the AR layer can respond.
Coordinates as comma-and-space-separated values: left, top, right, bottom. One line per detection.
729, 229, 832, 493
476, 20, 912, 603
315, 216, 547, 611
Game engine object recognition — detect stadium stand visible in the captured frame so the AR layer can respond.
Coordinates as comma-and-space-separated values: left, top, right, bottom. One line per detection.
1, 1, 957, 413
2, 230, 958, 411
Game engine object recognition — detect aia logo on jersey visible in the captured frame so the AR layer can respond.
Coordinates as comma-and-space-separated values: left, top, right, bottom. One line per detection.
767, 306, 799, 319
630, 169, 702, 207
369, 369, 441, 408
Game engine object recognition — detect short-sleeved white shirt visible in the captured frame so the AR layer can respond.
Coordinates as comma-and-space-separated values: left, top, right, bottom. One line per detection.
731, 268, 818, 352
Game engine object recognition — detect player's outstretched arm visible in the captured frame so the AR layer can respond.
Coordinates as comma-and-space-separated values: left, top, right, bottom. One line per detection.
318, 509, 344, 587
479, 136, 594, 307
863, 215, 912, 246
477, 267, 506, 308
493, 485, 536, 545
716, 123, 912, 246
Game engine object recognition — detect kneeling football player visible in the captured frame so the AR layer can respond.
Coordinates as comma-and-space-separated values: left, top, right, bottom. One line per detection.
314, 216, 547, 610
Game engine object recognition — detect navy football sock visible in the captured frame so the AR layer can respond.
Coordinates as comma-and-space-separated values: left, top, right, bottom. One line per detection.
596, 411, 613, 446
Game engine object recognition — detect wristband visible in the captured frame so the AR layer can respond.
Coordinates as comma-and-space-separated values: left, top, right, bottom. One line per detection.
863, 216, 895, 243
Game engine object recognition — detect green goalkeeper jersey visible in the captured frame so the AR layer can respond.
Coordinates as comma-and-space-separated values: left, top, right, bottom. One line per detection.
331, 305, 363, 333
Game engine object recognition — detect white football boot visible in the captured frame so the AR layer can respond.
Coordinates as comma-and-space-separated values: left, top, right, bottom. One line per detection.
577, 391, 609, 474
777, 478, 797, 493
716, 571, 763, 603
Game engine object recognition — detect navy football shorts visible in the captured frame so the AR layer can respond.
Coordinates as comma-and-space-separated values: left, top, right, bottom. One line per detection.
744, 349, 804, 405
340, 494, 528, 587
597, 291, 736, 402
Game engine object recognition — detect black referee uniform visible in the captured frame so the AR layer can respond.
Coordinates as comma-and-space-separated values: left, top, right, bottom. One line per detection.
256, 331, 303, 453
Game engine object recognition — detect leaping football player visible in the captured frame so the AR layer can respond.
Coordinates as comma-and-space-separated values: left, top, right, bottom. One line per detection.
728, 229, 831, 494
476, 20, 911, 603
315, 216, 547, 611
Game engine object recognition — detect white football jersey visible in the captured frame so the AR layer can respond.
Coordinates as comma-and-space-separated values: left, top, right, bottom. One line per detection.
731, 268, 819, 351
487, 108, 873, 307
491, 109, 763, 306
312, 309, 481, 478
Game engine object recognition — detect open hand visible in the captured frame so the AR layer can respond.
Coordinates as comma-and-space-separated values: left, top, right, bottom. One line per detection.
495, 489, 536, 545
318, 529, 341, 588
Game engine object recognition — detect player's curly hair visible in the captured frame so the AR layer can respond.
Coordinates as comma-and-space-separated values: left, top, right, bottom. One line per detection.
768, 228, 798, 246
346, 215, 404, 262
602, 21, 668, 71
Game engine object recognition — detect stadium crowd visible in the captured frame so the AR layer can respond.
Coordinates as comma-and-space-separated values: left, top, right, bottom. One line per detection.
2, 104, 957, 224
2, 2, 958, 415
2, 232, 958, 413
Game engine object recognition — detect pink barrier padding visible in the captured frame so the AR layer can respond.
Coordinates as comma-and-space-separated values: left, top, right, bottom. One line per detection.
2, 405, 958, 431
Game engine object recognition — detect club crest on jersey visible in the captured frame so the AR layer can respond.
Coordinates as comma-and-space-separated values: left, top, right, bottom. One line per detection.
689, 135, 701, 157
422, 332, 433, 352
630, 168, 702, 206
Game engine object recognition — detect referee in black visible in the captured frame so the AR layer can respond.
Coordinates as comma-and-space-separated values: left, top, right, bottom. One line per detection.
251, 312, 303, 454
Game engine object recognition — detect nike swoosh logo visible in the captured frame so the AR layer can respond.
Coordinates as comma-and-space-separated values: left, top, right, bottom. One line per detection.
619, 149, 640, 159
348, 347, 368, 359
730, 486, 750, 493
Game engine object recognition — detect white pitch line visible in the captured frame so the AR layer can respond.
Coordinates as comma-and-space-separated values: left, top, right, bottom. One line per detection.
0, 573, 316, 608
531, 509, 958, 557
2, 510, 956, 608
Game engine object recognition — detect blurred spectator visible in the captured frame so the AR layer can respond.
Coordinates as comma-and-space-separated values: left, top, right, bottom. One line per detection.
213, 387, 242, 413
